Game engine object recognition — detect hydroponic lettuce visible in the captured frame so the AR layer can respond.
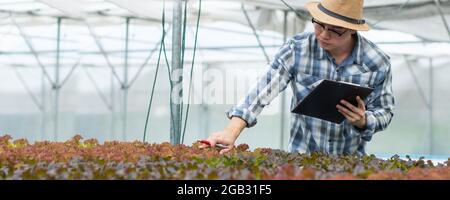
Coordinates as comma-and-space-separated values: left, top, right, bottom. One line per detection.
0, 135, 449, 180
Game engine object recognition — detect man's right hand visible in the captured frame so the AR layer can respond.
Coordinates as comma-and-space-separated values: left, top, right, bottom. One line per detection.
200, 117, 247, 154
202, 129, 236, 154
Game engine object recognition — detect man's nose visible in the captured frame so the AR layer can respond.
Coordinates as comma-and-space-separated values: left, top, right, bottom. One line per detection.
320, 29, 331, 39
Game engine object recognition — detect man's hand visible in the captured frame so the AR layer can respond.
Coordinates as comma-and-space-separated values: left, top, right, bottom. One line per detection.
200, 129, 236, 154
199, 117, 246, 154
336, 96, 367, 129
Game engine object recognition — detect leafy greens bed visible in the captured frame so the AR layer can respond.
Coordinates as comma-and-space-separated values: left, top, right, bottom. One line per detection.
0, 135, 449, 180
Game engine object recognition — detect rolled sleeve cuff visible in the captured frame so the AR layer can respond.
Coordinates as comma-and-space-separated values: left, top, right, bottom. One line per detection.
225, 108, 258, 128
352, 111, 377, 141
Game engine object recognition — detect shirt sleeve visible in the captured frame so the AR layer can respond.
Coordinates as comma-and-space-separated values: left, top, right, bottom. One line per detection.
225, 40, 296, 127
352, 63, 395, 141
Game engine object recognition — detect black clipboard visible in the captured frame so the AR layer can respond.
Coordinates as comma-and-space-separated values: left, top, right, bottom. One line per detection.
291, 79, 374, 124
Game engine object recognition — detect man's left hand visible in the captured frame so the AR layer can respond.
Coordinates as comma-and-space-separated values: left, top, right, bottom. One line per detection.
336, 96, 367, 129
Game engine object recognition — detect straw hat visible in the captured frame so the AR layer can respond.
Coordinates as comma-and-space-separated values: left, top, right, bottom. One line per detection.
305, 0, 369, 31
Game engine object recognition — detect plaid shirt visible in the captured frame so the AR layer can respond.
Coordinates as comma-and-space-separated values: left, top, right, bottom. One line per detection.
226, 32, 395, 155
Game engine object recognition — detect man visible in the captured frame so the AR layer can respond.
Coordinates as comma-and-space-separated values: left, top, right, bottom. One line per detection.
203, 0, 395, 155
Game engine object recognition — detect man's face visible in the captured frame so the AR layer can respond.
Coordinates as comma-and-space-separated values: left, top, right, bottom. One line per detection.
312, 19, 354, 51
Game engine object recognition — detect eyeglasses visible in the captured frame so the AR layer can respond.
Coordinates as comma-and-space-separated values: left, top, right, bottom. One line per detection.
311, 18, 349, 38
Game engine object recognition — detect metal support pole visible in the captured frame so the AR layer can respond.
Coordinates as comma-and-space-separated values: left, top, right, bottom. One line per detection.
429, 58, 434, 154
283, 12, 288, 42
434, 0, 450, 39
280, 10, 288, 150
201, 64, 209, 139
241, 3, 270, 63
170, 0, 183, 145
404, 56, 430, 108
122, 17, 131, 141
41, 69, 46, 140
54, 17, 62, 141
111, 67, 116, 140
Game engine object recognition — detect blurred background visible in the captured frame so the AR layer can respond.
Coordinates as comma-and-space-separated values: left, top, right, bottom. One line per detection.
0, 0, 449, 159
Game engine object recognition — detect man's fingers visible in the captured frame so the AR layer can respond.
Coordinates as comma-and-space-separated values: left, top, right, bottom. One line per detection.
338, 97, 367, 126
337, 104, 360, 119
199, 135, 233, 151
339, 100, 364, 117
340, 100, 359, 112
208, 140, 217, 147
356, 96, 366, 110
338, 109, 357, 122
197, 140, 211, 149
201, 130, 236, 153
206, 133, 221, 147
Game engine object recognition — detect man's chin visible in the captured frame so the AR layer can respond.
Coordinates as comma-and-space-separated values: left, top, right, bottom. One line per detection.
319, 44, 333, 51
318, 41, 332, 49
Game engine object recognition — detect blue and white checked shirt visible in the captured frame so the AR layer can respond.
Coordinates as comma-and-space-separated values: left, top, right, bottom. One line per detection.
226, 32, 395, 155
